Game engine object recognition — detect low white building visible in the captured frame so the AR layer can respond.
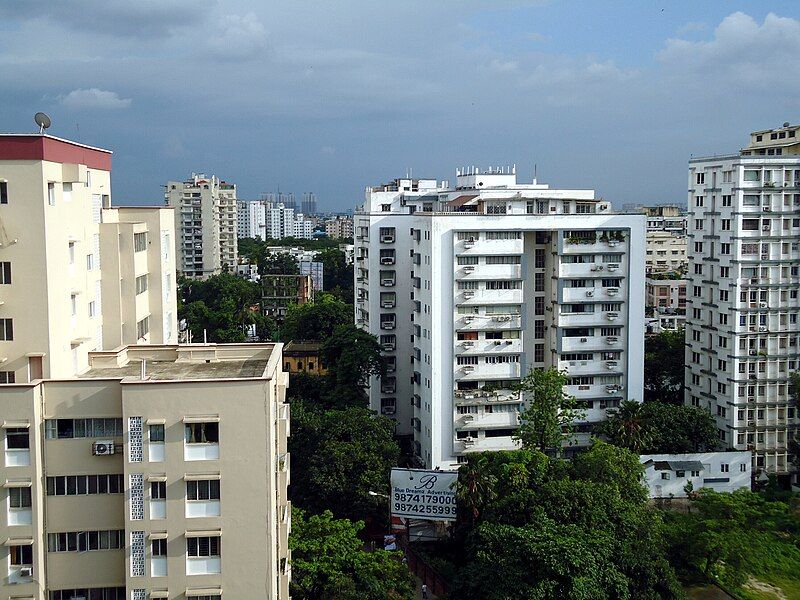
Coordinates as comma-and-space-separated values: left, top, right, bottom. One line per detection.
640, 451, 752, 498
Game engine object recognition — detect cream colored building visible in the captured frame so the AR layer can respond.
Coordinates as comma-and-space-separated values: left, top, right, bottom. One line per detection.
0, 343, 291, 599
645, 230, 687, 274
0, 134, 178, 382
165, 175, 238, 279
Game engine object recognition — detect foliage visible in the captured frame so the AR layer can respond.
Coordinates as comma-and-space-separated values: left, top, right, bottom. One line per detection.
515, 368, 584, 454
597, 401, 718, 454
450, 443, 683, 600
321, 325, 386, 409
644, 330, 685, 404
178, 273, 275, 342
281, 293, 352, 341
314, 247, 354, 303
288, 401, 400, 524
259, 252, 299, 276
289, 508, 414, 600
662, 490, 800, 595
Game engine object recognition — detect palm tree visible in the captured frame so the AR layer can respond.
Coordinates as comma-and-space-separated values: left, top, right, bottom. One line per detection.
454, 455, 497, 526
603, 400, 653, 453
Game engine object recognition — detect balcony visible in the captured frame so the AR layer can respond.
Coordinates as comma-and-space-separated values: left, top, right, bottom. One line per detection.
560, 287, 596, 303
457, 238, 523, 255
454, 434, 520, 455
455, 338, 522, 355
456, 314, 522, 331
456, 362, 521, 381
561, 335, 621, 352
454, 411, 519, 431
456, 265, 522, 280
380, 235, 395, 243
458, 289, 523, 305
380, 279, 396, 287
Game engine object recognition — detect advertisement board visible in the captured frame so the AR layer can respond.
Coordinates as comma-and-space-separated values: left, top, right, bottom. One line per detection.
390, 468, 458, 522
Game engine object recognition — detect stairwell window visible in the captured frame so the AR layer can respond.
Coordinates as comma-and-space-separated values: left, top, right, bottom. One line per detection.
0, 262, 10, 284
135, 275, 148, 295
136, 316, 150, 340
0, 318, 13, 341
134, 232, 148, 252
0, 181, 7, 204
48, 182, 56, 206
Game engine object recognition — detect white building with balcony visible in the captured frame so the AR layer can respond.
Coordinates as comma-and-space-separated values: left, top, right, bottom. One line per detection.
685, 123, 800, 483
355, 167, 646, 469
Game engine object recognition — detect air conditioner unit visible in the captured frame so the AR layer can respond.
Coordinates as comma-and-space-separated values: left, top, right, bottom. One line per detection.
463, 291, 475, 298
763, 208, 771, 212
606, 336, 618, 344
381, 302, 394, 309
606, 287, 619, 295
462, 341, 475, 348
748, 421, 755, 427
580, 337, 588, 343
380, 257, 394, 265
380, 235, 394, 243
19, 567, 33, 577
586, 290, 594, 297
759, 302, 767, 308
590, 265, 600, 271
578, 385, 590, 390
463, 316, 475, 323
749, 350, 757, 356
381, 280, 395, 287
382, 343, 395, 352
607, 264, 619, 271
463, 438, 475, 446
606, 361, 619, 369
761, 254, 769, 260
462, 414, 474, 422
463, 240, 475, 248
750, 278, 759, 284
463, 266, 475, 272
92, 441, 115, 456
759, 326, 768, 332
494, 340, 503, 345
462, 365, 475, 372
606, 312, 619, 320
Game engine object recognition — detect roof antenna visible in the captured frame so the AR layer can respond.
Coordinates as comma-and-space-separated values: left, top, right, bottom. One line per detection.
34, 112, 51, 134
533, 163, 538, 184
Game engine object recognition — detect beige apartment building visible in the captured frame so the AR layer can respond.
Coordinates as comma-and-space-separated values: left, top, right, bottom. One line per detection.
0, 134, 178, 381
165, 175, 238, 279
645, 231, 687, 274
0, 343, 291, 599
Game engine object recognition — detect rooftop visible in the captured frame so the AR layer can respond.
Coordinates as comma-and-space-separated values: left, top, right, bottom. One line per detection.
80, 344, 278, 381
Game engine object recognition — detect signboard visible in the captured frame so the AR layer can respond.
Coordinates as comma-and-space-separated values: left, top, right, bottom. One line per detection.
390, 468, 458, 522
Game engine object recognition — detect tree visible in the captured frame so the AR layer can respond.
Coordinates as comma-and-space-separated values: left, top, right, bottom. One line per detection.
281, 293, 352, 341
290, 508, 414, 600
597, 401, 718, 454
259, 252, 299, 276
315, 247, 354, 303
288, 402, 400, 523
321, 325, 385, 409
178, 273, 269, 342
595, 400, 653, 453
515, 368, 584, 454
455, 454, 498, 526
644, 330, 685, 404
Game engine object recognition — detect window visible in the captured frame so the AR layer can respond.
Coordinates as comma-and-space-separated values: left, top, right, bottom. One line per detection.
48, 182, 56, 206
46, 474, 124, 496
134, 232, 148, 252
88, 301, 97, 318
44, 418, 123, 439
187, 536, 220, 557
0, 262, 10, 284
485, 255, 520, 264
10, 544, 32, 565
151, 481, 166, 499
135, 275, 148, 295
661, 472, 670, 480
720, 463, 729, 473
696, 172, 705, 185
0, 181, 7, 204
0, 318, 14, 341
9, 487, 31, 508
152, 538, 167, 557
185, 422, 219, 444
6, 427, 28, 449
136, 316, 149, 339
187, 480, 220, 501
50, 588, 126, 600
743, 170, 760, 182
47, 530, 124, 552
149, 424, 165, 442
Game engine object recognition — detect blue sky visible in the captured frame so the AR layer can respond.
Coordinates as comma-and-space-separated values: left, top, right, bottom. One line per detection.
1, 1, 798, 210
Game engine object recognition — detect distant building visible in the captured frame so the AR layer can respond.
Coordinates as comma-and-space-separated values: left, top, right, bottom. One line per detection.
645, 309, 686, 335
237, 261, 259, 282
325, 216, 354, 239
646, 231, 687, 274
646, 277, 687, 313
283, 340, 327, 375
640, 452, 751, 498
237, 199, 267, 239
626, 204, 687, 234
299, 260, 324, 291
293, 214, 314, 239
301, 192, 318, 215
165, 173, 238, 278
686, 123, 800, 479
261, 274, 314, 320
266, 203, 296, 239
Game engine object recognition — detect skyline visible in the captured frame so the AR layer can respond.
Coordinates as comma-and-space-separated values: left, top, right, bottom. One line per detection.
1, 1, 799, 210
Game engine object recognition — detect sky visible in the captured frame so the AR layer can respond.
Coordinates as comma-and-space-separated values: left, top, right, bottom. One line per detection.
1, 1, 799, 211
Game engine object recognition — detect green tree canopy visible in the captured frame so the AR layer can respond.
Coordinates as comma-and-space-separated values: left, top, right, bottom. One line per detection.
321, 325, 386, 409
314, 247, 354, 302
289, 402, 400, 524
259, 252, 299, 276
290, 508, 414, 600
178, 273, 273, 342
515, 367, 584, 454
644, 330, 685, 404
281, 293, 352, 341
597, 401, 718, 454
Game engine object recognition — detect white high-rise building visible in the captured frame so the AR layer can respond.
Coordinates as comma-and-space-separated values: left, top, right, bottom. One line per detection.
237, 199, 267, 239
355, 167, 646, 469
266, 204, 295, 239
0, 133, 178, 381
293, 214, 314, 239
685, 123, 800, 481
165, 174, 238, 278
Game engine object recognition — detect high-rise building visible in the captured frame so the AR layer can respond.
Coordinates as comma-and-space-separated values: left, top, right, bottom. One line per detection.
165, 174, 238, 278
0, 342, 291, 598
266, 204, 295, 239
292, 214, 314, 240
355, 167, 645, 469
301, 192, 318, 216
685, 123, 800, 480
236, 199, 267, 239
324, 216, 354, 239
0, 134, 178, 381
645, 231, 688, 274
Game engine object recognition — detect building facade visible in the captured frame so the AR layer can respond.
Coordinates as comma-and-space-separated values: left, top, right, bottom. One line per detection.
685, 124, 800, 479
355, 168, 645, 469
640, 452, 751, 498
645, 231, 687, 274
236, 200, 266, 239
165, 174, 238, 278
645, 277, 687, 313
300, 193, 317, 216
299, 260, 324, 291
0, 343, 290, 599
0, 134, 177, 381
324, 216, 354, 240
261, 274, 314, 320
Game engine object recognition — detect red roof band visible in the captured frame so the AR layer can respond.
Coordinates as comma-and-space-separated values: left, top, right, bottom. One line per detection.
0, 135, 112, 171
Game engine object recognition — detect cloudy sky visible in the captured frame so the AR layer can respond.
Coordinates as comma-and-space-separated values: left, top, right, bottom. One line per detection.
1, 1, 798, 210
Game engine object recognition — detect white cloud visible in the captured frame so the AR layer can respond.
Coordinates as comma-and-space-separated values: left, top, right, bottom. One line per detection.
58, 88, 132, 109
206, 13, 268, 61
675, 21, 707, 37
487, 58, 519, 73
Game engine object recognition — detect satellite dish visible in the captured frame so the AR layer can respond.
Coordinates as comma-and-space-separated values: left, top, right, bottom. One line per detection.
34, 112, 51, 134
783, 122, 791, 128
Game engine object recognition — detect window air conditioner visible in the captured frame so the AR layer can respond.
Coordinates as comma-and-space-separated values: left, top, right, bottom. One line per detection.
19, 567, 33, 577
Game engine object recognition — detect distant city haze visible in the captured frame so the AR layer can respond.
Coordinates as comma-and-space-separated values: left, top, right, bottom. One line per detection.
1, 1, 798, 209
